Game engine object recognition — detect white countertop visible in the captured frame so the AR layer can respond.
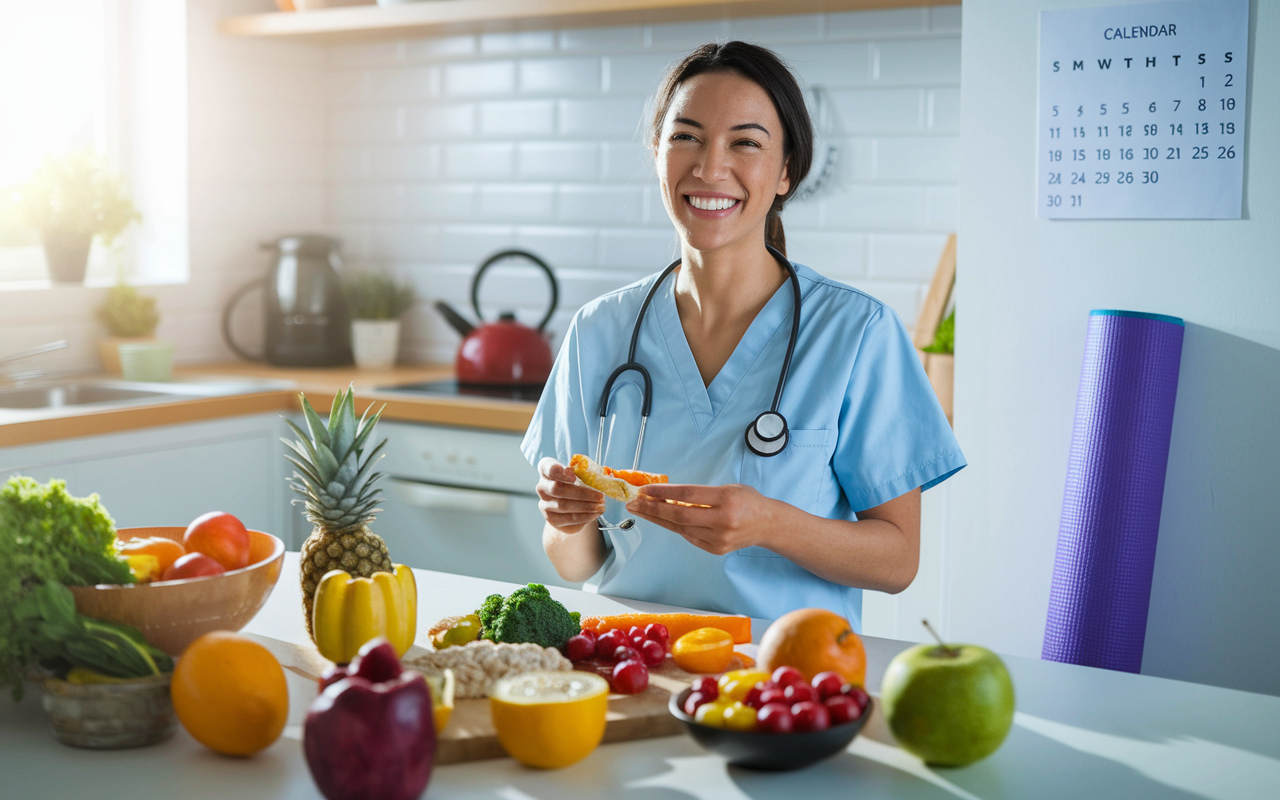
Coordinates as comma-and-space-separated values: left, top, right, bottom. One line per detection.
3, 553, 1278, 799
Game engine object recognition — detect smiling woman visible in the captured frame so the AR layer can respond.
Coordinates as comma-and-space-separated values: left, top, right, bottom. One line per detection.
522, 42, 965, 627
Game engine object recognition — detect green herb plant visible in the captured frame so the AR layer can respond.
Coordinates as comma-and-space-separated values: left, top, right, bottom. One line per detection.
97, 284, 160, 337
14, 150, 141, 244
922, 310, 955, 355
342, 273, 416, 321
0, 476, 138, 700
477, 583, 581, 649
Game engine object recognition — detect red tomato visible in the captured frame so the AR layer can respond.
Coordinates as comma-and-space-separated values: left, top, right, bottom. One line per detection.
183, 512, 251, 570
161, 552, 227, 581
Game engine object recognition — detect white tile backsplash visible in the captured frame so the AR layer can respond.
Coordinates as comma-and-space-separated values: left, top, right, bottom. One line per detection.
322, 6, 962, 364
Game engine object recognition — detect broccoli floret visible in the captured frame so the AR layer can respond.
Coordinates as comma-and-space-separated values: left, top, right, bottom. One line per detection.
475, 583, 580, 649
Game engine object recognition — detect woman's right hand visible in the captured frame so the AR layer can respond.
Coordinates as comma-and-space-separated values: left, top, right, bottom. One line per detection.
536, 457, 605, 534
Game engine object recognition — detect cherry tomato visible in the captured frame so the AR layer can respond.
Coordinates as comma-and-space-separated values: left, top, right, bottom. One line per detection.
824, 694, 861, 725
722, 702, 758, 732
771, 666, 805, 689
565, 634, 595, 662
783, 682, 819, 704
684, 690, 714, 716
596, 629, 627, 658
691, 677, 719, 700
611, 660, 649, 694
640, 639, 665, 667
842, 684, 871, 714
791, 700, 830, 732
812, 671, 844, 701
645, 623, 670, 647
756, 702, 795, 733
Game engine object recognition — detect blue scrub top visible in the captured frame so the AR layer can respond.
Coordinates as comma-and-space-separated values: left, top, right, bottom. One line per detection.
521, 260, 965, 631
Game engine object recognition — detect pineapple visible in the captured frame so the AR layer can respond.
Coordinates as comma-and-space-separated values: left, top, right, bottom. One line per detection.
284, 387, 393, 638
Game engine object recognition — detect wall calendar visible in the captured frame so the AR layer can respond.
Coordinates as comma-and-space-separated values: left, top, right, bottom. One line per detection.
1038, 0, 1249, 219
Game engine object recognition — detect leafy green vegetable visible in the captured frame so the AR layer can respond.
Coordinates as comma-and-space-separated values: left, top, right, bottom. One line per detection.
1, 476, 136, 700
14, 583, 171, 681
922, 310, 955, 355
476, 584, 580, 649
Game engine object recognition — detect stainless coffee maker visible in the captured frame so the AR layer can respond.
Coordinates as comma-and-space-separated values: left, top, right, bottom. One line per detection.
222, 235, 351, 367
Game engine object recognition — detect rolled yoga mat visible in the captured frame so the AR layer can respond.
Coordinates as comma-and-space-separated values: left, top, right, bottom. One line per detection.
1042, 310, 1185, 673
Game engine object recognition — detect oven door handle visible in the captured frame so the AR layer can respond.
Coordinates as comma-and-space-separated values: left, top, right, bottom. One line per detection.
389, 478, 511, 515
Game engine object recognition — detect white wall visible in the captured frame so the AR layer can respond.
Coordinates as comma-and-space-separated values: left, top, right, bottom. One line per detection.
953, 0, 1280, 696
321, 7, 963, 364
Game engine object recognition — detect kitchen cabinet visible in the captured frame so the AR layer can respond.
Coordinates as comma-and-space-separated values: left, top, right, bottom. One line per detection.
0, 413, 299, 547
220, 0, 960, 43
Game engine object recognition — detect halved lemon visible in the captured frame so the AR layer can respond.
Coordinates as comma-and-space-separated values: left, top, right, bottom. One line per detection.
490, 670, 609, 769
421, 669, 456, 734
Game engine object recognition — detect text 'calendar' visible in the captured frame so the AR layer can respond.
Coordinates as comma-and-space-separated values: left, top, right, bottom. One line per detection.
1038, 0, 1249, 219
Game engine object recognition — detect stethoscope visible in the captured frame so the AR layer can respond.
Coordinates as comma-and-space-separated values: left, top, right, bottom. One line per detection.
594, 245, 802, 531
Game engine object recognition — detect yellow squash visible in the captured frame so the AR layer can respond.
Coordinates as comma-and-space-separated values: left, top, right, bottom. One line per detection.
312, 565, 417, 664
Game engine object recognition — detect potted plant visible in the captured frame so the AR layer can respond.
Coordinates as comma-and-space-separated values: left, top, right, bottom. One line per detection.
15, 151, 141, 283
342, 273, 415, 369
96, 284, 161, 376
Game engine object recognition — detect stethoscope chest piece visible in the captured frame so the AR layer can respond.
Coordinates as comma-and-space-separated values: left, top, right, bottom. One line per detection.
746, 410, 789, 457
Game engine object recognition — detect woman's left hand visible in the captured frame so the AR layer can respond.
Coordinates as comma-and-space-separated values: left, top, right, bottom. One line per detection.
625, 483, 783, 556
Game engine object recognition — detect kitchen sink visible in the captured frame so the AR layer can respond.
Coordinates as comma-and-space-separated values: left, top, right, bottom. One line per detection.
0, 383, 170, 409
0, 377, 296, 415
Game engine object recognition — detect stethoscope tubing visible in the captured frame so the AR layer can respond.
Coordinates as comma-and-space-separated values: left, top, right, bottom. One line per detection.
595, 245, 801, 468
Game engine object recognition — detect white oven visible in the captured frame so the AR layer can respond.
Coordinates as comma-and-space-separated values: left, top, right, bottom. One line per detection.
374, 420, 575, 588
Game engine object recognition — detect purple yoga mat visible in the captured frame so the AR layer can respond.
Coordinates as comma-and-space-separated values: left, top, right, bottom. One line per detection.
1042, 310, 1184, 673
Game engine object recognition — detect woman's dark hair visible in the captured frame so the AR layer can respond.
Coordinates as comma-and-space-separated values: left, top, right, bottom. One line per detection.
651, 41, 814, 256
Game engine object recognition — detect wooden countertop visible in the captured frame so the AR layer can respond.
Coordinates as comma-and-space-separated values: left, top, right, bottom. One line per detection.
0, 363, 538, 448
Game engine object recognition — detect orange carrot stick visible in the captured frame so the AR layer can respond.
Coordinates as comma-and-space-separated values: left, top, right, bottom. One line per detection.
580, 613, 752, 645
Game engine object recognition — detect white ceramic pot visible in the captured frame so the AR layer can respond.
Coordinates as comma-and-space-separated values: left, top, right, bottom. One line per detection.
351, 319, 401, 369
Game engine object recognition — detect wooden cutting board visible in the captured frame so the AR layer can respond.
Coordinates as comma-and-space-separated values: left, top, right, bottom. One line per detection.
252, 634, 732, 765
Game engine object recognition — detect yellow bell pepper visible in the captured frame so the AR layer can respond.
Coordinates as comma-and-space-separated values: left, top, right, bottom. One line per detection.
121, 554, 162, 583
312, 565, 417, 664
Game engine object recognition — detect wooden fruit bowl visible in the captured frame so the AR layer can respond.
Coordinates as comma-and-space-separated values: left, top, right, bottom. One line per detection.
69, 526, 285, 657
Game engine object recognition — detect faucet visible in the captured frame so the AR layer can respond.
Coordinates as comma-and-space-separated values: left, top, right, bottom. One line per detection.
0, 340, 68, 383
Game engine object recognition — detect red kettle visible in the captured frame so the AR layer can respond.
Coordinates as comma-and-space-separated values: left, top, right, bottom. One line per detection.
434, 249, 559, 386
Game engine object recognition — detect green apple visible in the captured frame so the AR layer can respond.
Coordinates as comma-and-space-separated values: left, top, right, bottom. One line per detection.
880, 641, 1015, 767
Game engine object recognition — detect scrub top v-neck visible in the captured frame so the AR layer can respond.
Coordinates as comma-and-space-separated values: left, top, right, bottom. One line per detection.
521, 260, 965, 630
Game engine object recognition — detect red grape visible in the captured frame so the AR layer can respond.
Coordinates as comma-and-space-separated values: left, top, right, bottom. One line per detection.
811, 671, 844, 701
628, 626, 645, 640
756, 702, 795, 734
783, 682, 819, 704
611, 660, 649, 694
578, 629, 597, 648
640, 639, 665, 667
743, 685, 767, 709
691, 677, 719, 699
645, 623, 670, 646
842, 684, 871, 714
683, 690, 713, 715
771, 666, 805, 689
565, 634, 595, 662
790, 700, 830, 732
824, 694, 861, 725
631, 635, 648, 650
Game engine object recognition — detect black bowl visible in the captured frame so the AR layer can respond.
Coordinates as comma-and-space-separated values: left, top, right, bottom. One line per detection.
668, 686, 873, 771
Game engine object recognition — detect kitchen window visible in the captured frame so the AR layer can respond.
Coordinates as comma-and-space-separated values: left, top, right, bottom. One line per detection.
0, 0, 188, 289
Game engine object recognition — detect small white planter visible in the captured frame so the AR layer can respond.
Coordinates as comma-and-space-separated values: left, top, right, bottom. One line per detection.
351, 319, 401, 369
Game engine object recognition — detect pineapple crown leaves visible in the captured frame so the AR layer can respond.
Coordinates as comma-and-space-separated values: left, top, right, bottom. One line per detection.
282, 386, 387, 530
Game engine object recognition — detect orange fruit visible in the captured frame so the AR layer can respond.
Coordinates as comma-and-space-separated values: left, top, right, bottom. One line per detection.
117, 536, 186, 575
671, 627, 735, 674
757, 608, 867, 687
183, 511, 251, 571
171, 632, 288, 756
490, 671, 609, 769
